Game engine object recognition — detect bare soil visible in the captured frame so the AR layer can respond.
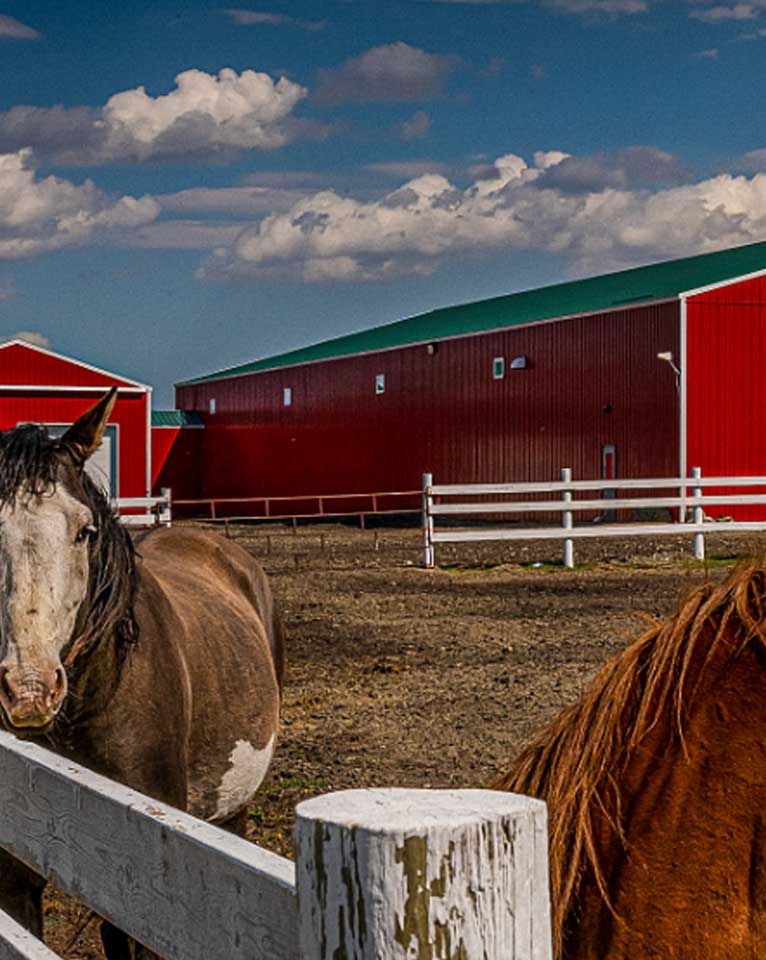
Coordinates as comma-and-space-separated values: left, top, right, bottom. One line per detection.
44, 523, 766, 957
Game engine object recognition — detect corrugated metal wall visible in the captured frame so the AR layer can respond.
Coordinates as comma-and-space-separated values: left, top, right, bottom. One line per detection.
0, 344, 148, 498
687, 275, 766, 518
0, 344, 135, 388
175, 302, 680, 501
0, 392, 148, 498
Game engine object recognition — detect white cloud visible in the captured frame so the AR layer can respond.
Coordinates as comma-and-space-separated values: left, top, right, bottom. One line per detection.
546, 0, 647, 12
0, 149, 159, 258
8, 330, 49, 347
0, 68, 308, 164
0, 15, 39, 39
691, 2, 757, 19
197, 149, 766, 282
399, 110, 431, 141
223, 8, 325, 30
157, 185, 312, 215
315, 43, 454, 104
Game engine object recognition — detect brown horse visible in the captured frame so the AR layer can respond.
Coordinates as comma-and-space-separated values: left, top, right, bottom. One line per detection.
0, 390, 284, 958
494, 563, 766, 960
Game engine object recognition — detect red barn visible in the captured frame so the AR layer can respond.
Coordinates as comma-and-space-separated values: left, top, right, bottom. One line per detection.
0, 339, 151, 498
172, 242, 766, 510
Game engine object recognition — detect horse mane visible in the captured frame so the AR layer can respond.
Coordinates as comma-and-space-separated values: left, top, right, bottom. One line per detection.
0, 424, 138, 667
493, 563, 766, 959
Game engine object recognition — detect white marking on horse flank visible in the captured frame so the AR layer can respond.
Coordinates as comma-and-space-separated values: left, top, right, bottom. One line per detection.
214, 735, 275, 821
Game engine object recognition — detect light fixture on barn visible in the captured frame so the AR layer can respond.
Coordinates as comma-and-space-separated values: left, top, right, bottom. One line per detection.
510, 355, 528, 370
657, 351, 680, 391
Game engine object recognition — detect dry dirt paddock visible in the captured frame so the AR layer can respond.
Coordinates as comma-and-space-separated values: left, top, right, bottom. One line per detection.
47, 522, 766, 957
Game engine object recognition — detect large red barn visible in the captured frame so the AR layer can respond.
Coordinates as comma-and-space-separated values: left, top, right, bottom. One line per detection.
172, 242, 766, 510
0, 339, 151, 499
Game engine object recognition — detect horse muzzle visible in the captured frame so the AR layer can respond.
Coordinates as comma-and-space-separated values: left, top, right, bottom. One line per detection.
0, 664, 67, 730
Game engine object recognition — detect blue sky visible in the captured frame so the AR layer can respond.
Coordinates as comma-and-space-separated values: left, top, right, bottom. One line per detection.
0, 0, 764, 404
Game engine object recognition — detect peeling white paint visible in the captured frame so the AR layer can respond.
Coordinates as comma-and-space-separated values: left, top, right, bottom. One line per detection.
214, 735, 275, 821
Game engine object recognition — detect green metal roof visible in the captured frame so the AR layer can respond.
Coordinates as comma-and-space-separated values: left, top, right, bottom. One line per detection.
179, 241, 766, 386
151, 410, 204, 427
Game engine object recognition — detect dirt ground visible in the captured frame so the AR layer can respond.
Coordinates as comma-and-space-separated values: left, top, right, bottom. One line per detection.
43, 522, 766, 957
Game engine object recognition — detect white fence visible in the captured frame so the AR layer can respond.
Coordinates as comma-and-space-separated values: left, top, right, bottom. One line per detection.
0, 731, 552, 960
422, 470, 766, 568
114, 487, 171, 527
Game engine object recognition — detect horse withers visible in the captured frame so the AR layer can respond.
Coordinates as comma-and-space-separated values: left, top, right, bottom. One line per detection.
0, 389, 284, 958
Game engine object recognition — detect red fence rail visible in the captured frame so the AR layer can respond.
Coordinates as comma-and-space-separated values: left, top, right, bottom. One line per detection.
172, 489, 422, 527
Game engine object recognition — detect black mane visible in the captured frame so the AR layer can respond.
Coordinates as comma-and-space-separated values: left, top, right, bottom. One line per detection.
0, 423, 138, 666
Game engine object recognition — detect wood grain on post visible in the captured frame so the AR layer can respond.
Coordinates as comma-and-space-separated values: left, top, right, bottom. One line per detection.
0, 732, 298, 960
294, 787, 552, 960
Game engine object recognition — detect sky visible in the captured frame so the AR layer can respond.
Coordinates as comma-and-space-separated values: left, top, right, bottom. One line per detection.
1, 0, 765, 405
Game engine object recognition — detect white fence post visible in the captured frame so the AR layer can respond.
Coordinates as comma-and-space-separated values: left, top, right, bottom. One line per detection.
692, 466, 704, 560
561, 468, 574, 569
160, 486, 172, 526
294, 787, 552, 960
422, 473, 435, 568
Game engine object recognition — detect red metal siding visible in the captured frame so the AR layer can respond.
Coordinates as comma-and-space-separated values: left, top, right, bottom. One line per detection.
175, 303, 680, 503
0, 392, 148, 498
687, 275, 766, 518
153, 428, 205, 499
0, 343, 136, 388
151, 427, 179, 487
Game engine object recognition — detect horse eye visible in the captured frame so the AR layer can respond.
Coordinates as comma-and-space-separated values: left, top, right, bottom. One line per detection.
75, 523, 97, 545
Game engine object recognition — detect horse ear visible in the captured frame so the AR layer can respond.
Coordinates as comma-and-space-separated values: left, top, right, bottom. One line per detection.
58, 388, 118, 467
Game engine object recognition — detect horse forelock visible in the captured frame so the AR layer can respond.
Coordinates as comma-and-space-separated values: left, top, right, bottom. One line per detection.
0, 423, 138, 672
495, 562, 766, 959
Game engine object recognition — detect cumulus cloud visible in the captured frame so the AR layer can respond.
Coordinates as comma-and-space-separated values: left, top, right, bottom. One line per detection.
196, 148, 766, 283
8, 330, 49, 347
0, 68, 308, 165
0, 15, 39, 39
315, 43, 454, 104
0, 149, 158, 258
223, 8, 325, 30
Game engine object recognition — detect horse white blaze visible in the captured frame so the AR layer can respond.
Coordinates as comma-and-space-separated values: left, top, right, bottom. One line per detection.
0, 486, 92, 725
214, 734, 275, 821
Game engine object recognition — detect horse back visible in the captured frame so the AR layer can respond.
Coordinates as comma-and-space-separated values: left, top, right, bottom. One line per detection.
131, 526, 284, 821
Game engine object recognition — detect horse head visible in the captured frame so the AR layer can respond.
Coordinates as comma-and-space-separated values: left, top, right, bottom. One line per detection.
0, 389, 119, 732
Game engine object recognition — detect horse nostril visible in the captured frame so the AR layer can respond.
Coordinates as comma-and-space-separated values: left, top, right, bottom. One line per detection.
51, 667, 66, 706
0, 666, 14, 706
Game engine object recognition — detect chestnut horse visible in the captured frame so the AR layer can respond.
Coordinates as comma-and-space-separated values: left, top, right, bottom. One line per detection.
0, 390, 284, 959
495, 563, 766, 960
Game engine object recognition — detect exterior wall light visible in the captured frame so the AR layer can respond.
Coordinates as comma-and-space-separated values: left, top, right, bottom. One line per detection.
510, 355, 528, 370
657, 351, 681, 389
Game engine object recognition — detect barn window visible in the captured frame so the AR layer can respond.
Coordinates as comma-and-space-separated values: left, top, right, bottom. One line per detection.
209, 398, 216, 415
375, 374, 386, 395
283, 387, 293, 407
493, 357, 505, 380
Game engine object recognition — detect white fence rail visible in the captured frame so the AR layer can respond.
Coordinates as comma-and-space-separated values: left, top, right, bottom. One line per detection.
114, 487, 171, 527
422, 470, 766, 568
0, 731, 552, 960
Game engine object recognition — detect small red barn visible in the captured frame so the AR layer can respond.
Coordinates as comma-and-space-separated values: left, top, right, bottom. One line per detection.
0, 339, 151, 498
171, 242, 766, 513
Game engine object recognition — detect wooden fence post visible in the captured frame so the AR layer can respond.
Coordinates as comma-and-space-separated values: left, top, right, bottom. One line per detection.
561, 467, 574, 569
422, 473, 435, 568
294, 787, 552, 960
692, 466, 704, 560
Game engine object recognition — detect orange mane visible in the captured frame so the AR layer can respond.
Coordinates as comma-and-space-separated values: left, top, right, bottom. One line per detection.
493, 563, 766, 959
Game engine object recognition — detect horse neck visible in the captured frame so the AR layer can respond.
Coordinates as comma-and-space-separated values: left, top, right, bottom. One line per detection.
571, 632, 766, 958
